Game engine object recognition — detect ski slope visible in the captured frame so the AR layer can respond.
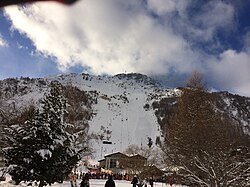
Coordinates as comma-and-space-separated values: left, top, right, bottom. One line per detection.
0, 73, 181, 160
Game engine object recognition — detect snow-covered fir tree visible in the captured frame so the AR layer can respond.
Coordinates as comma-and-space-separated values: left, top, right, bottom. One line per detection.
4, 81, 81, 187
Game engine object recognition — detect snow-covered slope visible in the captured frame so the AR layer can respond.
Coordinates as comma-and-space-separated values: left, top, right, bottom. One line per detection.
1, 73, 249, 160
0, 73, 180, 160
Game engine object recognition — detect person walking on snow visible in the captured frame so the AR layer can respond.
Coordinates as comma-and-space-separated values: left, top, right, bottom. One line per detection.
149, 177, 153, 187
131, 175, 138, 187
143, 178, 148, 187
80, 173, 90, 187
105, 174, 116, 187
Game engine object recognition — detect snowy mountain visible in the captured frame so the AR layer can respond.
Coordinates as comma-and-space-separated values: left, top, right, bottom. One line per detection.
0, 73, 249, 160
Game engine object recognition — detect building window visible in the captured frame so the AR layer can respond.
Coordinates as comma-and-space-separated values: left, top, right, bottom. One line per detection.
110, 159, 117, 168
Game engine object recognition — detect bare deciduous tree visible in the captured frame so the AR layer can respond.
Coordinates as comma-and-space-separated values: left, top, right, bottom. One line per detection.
162, 86, 250, 186
122, 144, 165, 183
186, 71, 206, 90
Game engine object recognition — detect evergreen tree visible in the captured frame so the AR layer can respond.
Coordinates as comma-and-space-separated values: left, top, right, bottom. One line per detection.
147, 137, 153, 148
4, 81, 81, 187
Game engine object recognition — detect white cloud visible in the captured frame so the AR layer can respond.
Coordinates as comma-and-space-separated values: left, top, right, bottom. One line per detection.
172, 1, 235, 44
0, 34, 8, 47
208, 49, 250, 96
147, 0, 192, 18
3, 0, 250, 96
4, 0, 202, 76
147, 0, 177, 15
193, 1, 235, 41
199, 1, 235, 28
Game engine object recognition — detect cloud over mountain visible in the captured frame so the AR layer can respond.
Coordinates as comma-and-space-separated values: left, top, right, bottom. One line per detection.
3, 0, 250, 96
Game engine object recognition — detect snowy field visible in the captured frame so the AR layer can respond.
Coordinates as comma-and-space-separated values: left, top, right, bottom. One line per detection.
0, 176, 186, 187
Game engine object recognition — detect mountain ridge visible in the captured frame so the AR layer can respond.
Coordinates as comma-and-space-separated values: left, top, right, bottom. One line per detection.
0, 73, 249, 160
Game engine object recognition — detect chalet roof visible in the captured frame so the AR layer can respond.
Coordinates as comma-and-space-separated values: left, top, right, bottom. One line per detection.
129, 154, 147, 160
98, 152, 147, 162
104, 152, 128, 158
98, 158, 105, 162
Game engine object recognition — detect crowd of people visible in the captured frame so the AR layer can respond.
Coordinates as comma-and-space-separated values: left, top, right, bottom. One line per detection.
70, 171, 127, 180
68, 172, 174, 187
131, 175, 154, 187
69, 172, 116, 187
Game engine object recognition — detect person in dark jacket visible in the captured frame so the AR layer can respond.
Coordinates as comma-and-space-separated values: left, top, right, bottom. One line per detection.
104, 174, 116, 187
149, 177, 153, 187
131, 175, 138, 187
80, 173, 90, 187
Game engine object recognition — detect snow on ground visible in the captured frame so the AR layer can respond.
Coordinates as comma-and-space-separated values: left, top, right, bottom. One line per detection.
0, 178, 186, 187
0, 174, 187, 187
88, 85, 161, 159
0, 73, 180, 161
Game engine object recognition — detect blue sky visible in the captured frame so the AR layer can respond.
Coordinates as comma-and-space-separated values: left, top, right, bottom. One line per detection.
0, 0, 250, 96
